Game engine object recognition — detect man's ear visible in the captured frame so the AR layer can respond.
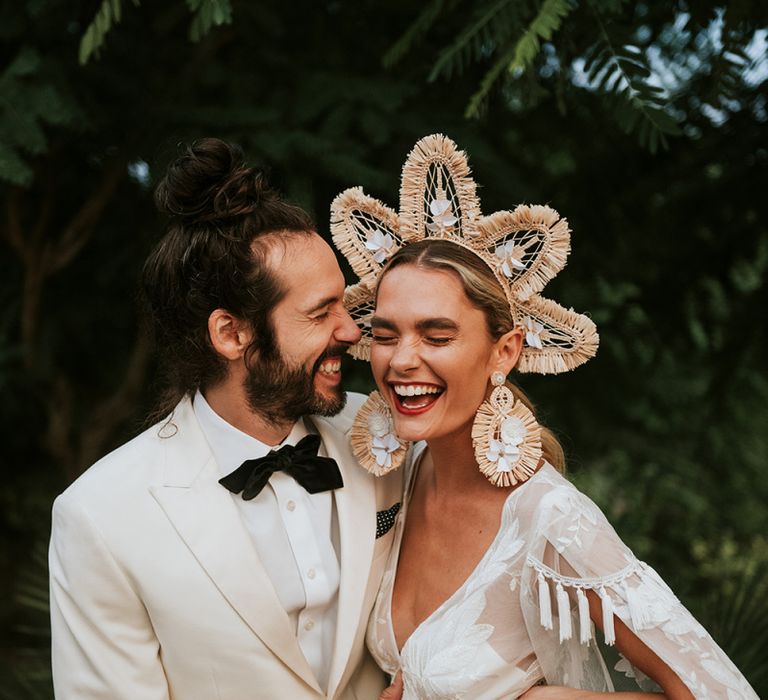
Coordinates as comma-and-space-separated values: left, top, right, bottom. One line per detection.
208, 309, 253, 360
490, 327, 524, 376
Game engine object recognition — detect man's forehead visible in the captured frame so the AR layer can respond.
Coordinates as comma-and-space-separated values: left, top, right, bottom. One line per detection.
262, 232, 344, 308
258, 229, 315, 263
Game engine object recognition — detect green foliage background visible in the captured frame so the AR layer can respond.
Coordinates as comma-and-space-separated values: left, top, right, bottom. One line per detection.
1, 0, 766, 695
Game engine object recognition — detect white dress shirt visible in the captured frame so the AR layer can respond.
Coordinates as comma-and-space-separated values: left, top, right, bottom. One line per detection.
193, 391, 340, 691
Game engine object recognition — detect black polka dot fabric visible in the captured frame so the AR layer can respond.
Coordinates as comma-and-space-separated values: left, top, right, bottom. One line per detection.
376, 502, 401, 539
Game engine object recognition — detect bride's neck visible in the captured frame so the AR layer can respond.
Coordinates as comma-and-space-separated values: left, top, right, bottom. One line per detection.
422, 423, 490, 495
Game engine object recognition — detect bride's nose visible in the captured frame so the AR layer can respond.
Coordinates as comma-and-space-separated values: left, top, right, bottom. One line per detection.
389, 338, 420, 373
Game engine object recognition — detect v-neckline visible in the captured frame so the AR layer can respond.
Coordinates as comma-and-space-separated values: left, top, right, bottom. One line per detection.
387, 445, 546, 659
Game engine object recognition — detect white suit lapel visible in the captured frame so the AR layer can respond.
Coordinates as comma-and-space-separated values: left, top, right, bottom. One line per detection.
149, 399, 321, 693
313, 415, 376, 698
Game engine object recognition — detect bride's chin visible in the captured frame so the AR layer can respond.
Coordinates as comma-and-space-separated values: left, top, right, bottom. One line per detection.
391, 416, 438, 443
394, 426, 426, 442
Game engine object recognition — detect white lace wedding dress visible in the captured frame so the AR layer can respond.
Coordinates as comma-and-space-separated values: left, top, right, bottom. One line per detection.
367, 444, 758, 699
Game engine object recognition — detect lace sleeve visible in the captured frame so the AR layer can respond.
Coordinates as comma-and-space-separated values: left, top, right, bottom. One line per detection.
520, 479, 758, 699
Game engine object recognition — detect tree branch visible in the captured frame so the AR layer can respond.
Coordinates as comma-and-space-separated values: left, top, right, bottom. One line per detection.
51, 158, 126, 273
45, 375, 77, 481
74, 330, 153, 478
3, 187, 26, 259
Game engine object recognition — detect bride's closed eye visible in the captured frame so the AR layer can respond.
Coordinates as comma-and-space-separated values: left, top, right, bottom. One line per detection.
425, 337, 453, 346
372, 334, 397, 344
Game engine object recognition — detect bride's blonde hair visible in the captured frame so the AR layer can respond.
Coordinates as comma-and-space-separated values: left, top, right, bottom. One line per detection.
379, 238, 566, 472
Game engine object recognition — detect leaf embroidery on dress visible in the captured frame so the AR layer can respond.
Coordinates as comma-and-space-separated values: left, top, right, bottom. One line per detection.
403, 588, 495, 697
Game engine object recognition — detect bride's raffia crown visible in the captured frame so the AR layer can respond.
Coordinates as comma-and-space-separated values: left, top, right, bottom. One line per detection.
331, 133, 599, 375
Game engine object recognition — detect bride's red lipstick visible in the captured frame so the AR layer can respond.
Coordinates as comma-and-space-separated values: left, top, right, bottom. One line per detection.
389, 382, 444, 415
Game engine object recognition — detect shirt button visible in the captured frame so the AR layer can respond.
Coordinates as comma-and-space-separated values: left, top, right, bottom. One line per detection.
304, 619, 315, 631
307, 568, 316, 579
286, 500, 296, 512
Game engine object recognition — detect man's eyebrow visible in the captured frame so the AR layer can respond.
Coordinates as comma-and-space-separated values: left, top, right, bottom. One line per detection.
304, 296, 339, 314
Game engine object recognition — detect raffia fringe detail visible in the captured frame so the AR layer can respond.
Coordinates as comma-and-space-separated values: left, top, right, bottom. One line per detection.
349, 391, 408, 476
528, 556, 647, 647
399, 133, 480, 242
475, 205, 571, 301
330, 187, 402, 282
342, 282, 376, 361
516, 295, 600, 375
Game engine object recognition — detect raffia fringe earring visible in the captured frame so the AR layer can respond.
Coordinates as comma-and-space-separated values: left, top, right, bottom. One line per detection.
472, 371, 542, 487
350, 391, 408, 476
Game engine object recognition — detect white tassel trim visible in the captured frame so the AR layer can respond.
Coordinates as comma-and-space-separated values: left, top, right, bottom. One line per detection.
623, 579, 650, 631
600, 586, 616, 646
556, 582, 572, 642
528, 556, 646, 647
576, 587, 591, 645
538, 572, 552, 630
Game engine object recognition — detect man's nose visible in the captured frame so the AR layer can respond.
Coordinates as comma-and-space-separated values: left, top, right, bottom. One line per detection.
335, 307, 362, 345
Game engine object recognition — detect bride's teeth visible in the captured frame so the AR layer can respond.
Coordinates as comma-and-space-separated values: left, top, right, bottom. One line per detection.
393, 384, 442, 396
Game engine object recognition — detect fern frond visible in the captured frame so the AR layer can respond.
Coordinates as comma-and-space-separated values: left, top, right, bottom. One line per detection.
463, 0, 571, 118
0, 48, 83, 185
465, 40, 518, 118
383, 0, 448, 68
508, 0, 573, 73
584, 15, 680, 152
79, 0, 140, 65
186, 0, 233, 42
428, 0, 520, 81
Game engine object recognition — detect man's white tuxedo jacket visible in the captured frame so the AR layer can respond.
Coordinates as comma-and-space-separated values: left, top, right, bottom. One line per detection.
49, 393, 402, 699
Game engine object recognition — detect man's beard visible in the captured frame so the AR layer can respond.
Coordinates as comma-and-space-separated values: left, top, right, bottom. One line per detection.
244, 341, 348, 426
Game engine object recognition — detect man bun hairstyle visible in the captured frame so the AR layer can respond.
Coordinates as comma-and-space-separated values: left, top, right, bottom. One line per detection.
142, 138, 314, 420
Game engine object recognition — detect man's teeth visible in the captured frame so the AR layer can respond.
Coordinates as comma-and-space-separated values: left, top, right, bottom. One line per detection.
393, 384, 442, 397
318, 360, 341, 374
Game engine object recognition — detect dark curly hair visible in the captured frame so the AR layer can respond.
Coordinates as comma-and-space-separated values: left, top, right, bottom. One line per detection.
142, 138, 314, 420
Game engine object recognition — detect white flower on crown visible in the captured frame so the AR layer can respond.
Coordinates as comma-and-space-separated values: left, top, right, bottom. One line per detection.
494, 241, 527, 278
365, 229, 396, 264
368, 411, 401, 468
426, 198, 458, 233
524, 317, 545, 349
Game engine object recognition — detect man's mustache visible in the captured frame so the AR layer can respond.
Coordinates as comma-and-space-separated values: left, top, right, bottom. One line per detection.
312, 344, 350, 374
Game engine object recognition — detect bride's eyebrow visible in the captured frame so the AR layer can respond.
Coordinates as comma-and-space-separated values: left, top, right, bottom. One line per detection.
370, 317, 396, 330
370, 317, 459, 332
416, 318, 459, 332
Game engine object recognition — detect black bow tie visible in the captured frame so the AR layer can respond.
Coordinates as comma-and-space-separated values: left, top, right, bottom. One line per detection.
218, 434, 343, 500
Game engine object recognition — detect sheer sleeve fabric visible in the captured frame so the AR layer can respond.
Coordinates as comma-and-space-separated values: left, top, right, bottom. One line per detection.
519, 473, 758, 699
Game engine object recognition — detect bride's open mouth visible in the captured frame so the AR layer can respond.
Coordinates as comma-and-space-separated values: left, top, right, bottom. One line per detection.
389, 382, 445, 415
